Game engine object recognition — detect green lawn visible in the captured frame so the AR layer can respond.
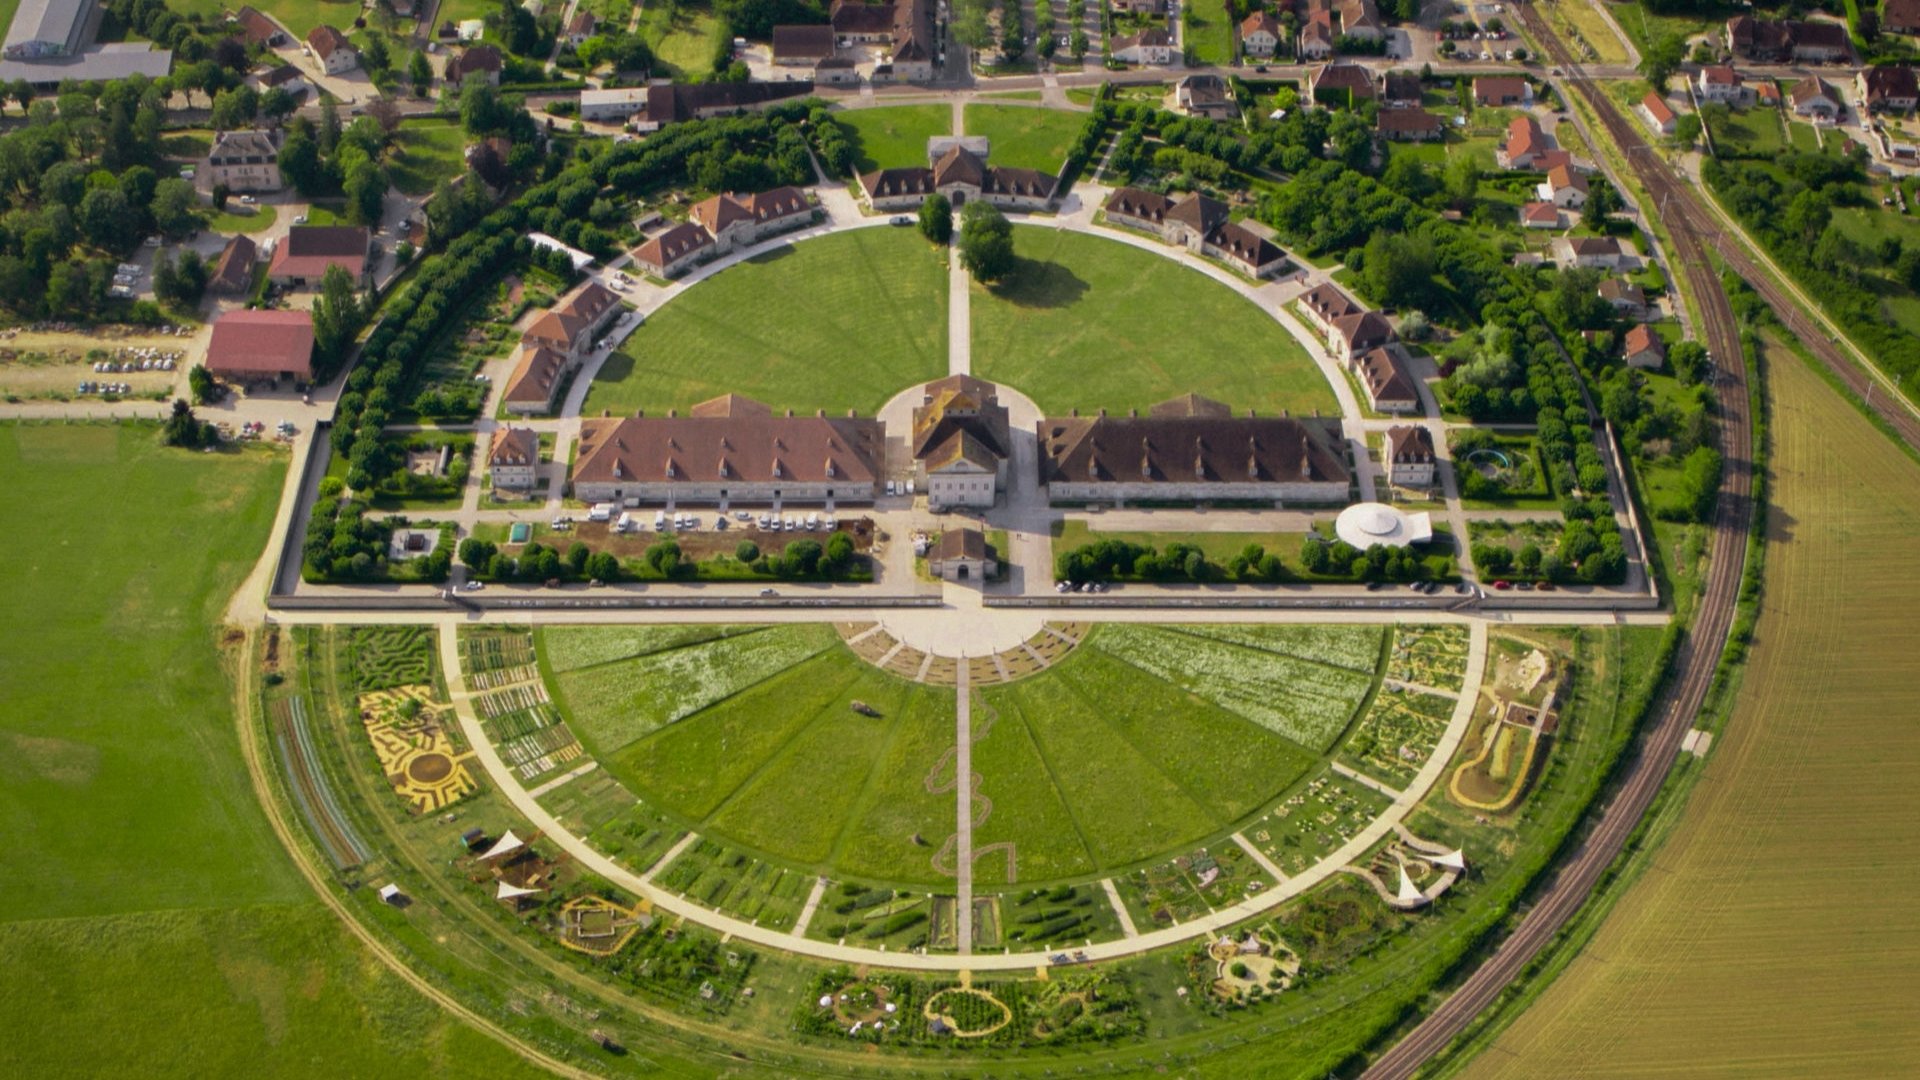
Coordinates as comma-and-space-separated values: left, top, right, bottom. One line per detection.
0, 423, 541, 1080
963, 103, 1085, 173
837, 104, 954, 173
206, 203, 279, 235
160, 130, 212, 160
1181, 5, 1233, 65
387, 120, 469, 197
582, 228, 949, 417
635, 2, 727, 77
1786, 119, 1825, 153
1707, 106, 1788, 159
168, 0, 365, 39
971, 227, 1338, 416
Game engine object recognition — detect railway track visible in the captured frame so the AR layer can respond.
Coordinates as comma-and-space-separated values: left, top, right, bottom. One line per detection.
1362, 10, 1761, 1076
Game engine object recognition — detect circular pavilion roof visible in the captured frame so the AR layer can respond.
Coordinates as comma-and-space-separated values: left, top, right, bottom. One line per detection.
1335, 502, 1434, 550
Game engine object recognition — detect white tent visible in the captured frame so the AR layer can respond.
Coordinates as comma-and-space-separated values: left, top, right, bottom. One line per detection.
1434, 849, 1467, 871
496, 880, 541, 900
1396, 865, 1424, 905
479, 830, 525, 860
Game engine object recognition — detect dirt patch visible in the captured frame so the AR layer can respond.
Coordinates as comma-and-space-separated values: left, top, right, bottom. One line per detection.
407, 752, 454, 783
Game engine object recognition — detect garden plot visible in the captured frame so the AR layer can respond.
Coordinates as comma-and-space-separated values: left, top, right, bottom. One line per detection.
539, 624, 762, 674
1165, 624, 1386, 673
1386, 625, 1473, 693
808, 886, 937, 951
551, 624, 836, 753
474, 683, 550, 720
1118, 843, 1274, 931
1244, 771, 1392, 877
457, 626, 536, 673
653, 837, 814, 931
1092, 625, 1374, 751
992, 883, 1126, 948
346, 625, 436, 692
1337, 689, 1456, 789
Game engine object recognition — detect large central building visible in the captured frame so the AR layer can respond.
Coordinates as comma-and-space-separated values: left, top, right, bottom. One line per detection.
911, 375, 1011, 509
571, 394, 885, 506
1037, 394, 1350, 505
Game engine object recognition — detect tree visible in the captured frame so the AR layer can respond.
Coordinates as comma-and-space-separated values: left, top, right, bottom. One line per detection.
822, 530, 855, 575
209, 85, 258, 131
312, 264, 363, 362
409, 50, 433, 96
161, 399, 210, 447
365, 95, 404, 136
1585, 175, 1623, 219
278, 121, 325, 195
735, 540, 760, 563
1443, 149, 1482, 209
362, 33, 391, 75
151, 177, 201, 237
585, 551, 619, 582
1671, 112, 1702, 151
1359, 231, 1436, 311
1640, 32, 1685, 93
958, 201, 1015, 283
189, 363, 217, 404
260, 87, 298, 126
458, 538, 497, 567
344, 157, 388, 225
79, 187, 138, 250
919, 192, 952, 244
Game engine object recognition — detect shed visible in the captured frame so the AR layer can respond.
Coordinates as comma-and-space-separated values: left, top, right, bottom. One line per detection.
928, 527, 997, 583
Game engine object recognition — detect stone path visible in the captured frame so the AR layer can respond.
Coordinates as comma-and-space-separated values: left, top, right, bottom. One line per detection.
954, 668, 975, 955
1232, 831, 1291, 884
947, 244, 971, 377
525, 760, 596, 799
792, 876, 830, 938
1103, 878, 1139, 937
1331, 762, 1406, 799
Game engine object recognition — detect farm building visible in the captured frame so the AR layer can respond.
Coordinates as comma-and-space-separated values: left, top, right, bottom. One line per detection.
204, 309, 314, 383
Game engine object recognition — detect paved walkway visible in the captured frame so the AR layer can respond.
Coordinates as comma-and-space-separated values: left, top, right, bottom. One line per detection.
434, 620, 1491, 971
948, 244, 971, 377
954, 667, 974, 954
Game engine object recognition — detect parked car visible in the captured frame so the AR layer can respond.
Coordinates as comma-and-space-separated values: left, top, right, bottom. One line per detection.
890, 216, 912, 226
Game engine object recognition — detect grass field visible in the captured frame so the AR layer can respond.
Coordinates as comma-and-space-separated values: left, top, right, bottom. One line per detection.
963, 104, 1085, 173
206, 203, 279, 235
1706, 106, 1788, 159
168, 0, 362, 38
1463, 351, 1920, 1076
387, 120, 469, 197
1540, 0, 1630, 65
636, 2, 728, 78
0, 424, 540, 1079
1181, 5, 1234, 65
972, 227, 1337, 417
837, 105, 953, 172
582, 228, 949, 416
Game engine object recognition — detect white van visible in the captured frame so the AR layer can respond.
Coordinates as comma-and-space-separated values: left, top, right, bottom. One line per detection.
615, 512, 634, 533
654, 510, 667, 530
805, 513, 819, 530
588, 503, 615, 522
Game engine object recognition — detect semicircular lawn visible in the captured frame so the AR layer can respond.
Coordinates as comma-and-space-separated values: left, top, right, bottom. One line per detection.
581, 227, 950, 418
536, 622, 1396, 892
971, 226, 1339, 418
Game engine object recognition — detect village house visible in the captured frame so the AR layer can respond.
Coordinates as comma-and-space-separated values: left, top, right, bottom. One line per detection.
1519, 201, 1563, 229
1331, 310, 1396, 362
502, 345, 577, 415
689, 187, 815, 253
1858, 65, 1920, 113
1297, 14, 1334, 60
1113, 27, 1175, 65
1102, 187, 1291, 279
1354, 346, 1419, 413
488, 427, 541, 491
1240, 12, 1282, 58
447, 44, 502, 87
1639, 92, 1677, 135
1623, 323, 1666, 369
1500, 115, 1549, 169
204, 309, 313, 384
1337, 0, 1386, 41
571, 394, 886, 506
1299, 282, 1362, 334
206, 129, 281, 192
1177, 74, 1239, 120
267, 225, 369, 288
1598, 278, 1648, 319
1887, 0, 1920, 35
1695, 65, 1748, 105
1036, 394, 1352, 505
563, 10, 596, 46
911, 375, 1011, 510
1381, 70, 1423, 108
1473, 75, 1531, 108
1377, 107, 1444, 142
860, 144, 1057, 213
1725, 16, 1850, 64
928, 528, 997, 583
1538, 164, 1589, 209
234, 6, 286, 46
1553, 235, 1625, 270
521, 281, 621, 358
1311, 61, 1376, 101
209, 234, 257, 294
632, 221, 716, 278
307, 25, 359, 75
831, 0, 896, 42
772, 24, 836, 66
1789, 76, 1844, 120
1385, 425, 1437, 488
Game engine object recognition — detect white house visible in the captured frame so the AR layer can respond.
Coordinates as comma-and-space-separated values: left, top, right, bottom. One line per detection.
1639, 92, 1677, 135
307, 26, 359, 75
1537, 164, 1589, 209
1385, 425, 1436, 488
1112, 28, 1175, 65
488, 427, 541, 491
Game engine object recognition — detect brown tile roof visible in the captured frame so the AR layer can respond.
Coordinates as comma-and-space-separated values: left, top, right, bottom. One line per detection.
1700, 64, 1741, 86
1888, 0, 1920, 29
1599, 278, 1646, 305
566, 11, 597, 36
1382, 71, 1423, 103
1333, 310, 1396, 350
1313, 62, 1376, 98
1563, 236, 1622, 257
1386, 424, 1434, 463
1301, 282, 1362, 322
503, 345, 572, 406
449, 45, 503, 79
1546, 164, 1587, 193
268, 225, 368, 280
210, 234, 257, 294
1212, 220, 1283, 271
1624, 324, 1663, 357
641, 81, 813, 125
932, 144, 987, 187
523, 282, 621, 349
832, 0, 895, 35
1862, 65, 1920, 103
1521, 201, 1560, 224
205, 310, 314, 378
490, 427, 540, 467
1641, 92, 1676, 124
924, 429, 1002, 473
690, 187, 810, 234
1038, 403, 1349, 488
1240, 12, 1281, 37
934, 527, 989, 561
262, 63, 305, 88
913, 374, 1011, 461
235, 6, 282, 45
633, 221, 714, 270
893, 0, 936, 62
307, 25, 353, 60
1104, 186, 1176, 223
773, 23, 836, 60
1474, 75, 1529, 104
1790, 76, 1839, 108
1505, 114, 1546, 162
574, 397, 885, 488
1166, 191, 1230, 235
1356, 347, 1416, 405
1377, 107, 1444, 137
1150, 392, 1233, 418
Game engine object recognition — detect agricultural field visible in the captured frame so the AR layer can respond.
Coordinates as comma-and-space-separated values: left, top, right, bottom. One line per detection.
583, 228, 949, 417
835, 104, 953, 172
972, 227, 1337, 417
963, 103, 1085, 173
548, 623, 836, 754
0, 424, 541, 1079
1090, 625, 1375, 751
1463, 349, 1920, 1077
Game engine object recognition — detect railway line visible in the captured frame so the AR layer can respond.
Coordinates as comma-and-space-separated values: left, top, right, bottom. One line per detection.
1363, 10, 1761, 1076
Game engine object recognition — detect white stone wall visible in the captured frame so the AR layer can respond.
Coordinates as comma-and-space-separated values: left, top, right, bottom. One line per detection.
1046, 480, 1348, 504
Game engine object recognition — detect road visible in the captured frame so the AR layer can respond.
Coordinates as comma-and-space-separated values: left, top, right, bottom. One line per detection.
1364, 8, 1760, 1076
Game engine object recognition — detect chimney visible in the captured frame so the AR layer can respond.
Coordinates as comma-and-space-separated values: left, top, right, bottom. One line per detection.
668, 408, 678, 417
785, 408, 794, 417
1128, 408, 1138, 417
1098, 408, 1108, 418
1070, 407, 1079, 417
817, 408, 826, 417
